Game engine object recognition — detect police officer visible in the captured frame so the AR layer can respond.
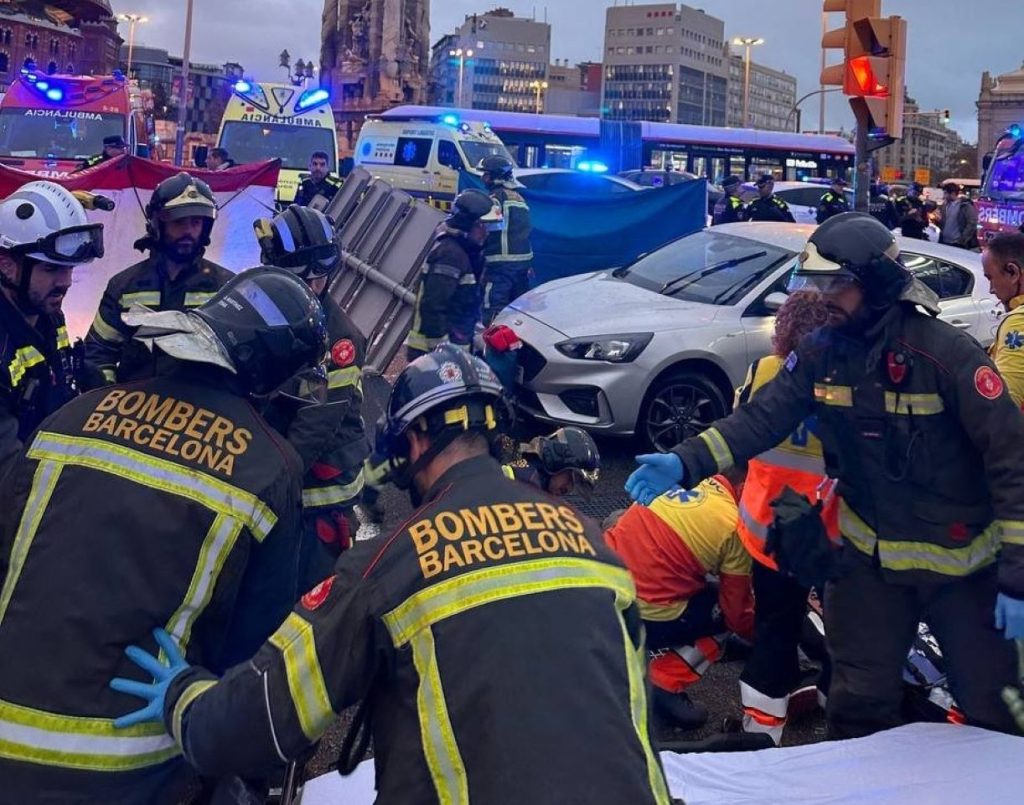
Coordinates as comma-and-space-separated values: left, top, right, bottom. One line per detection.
0, 268, 326, 802
0, 181, 104, 480
983, 232, 1024, 408
503, 425, 601, 497
254, 205, 370, 589
868, 180, 899, 230
405, 188, 503, 360
84, 173, 232, 385
894, 182, 924, 222
293, 150, 341, 208
712, 175, 747, 225
76, 133, 127, 172
627, 212, 1024, 739
478, 155, 533, 325
747, 174, 795, 223
816, 176, 850, 224
111, 346, 672, 805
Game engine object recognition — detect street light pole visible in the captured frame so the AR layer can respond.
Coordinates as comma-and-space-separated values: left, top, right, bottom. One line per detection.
118, 13, 148, 79
173, 0, 195, 167
530, 80, 548, 114
733, 37, 764, 128
449, 48, 474, 107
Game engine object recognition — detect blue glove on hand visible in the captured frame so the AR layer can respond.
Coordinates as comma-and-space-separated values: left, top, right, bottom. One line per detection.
110, 628, 190, 728
625, 453, 685, 505
995, 593, 1024, 640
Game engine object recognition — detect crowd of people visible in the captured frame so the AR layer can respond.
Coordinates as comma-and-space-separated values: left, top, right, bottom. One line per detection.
1, 149, 1023, 805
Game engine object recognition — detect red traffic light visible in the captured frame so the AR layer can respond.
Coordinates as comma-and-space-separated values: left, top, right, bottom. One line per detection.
848, 56, 889, 96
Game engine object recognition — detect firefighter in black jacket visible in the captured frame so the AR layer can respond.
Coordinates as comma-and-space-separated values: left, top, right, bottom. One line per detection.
0, 268, 327, 803
478, 155, 534, 325
84, 173, 232, 386
712, 175, 747, 225
747, 174, 796, 223
405, 189, 504, 360
816, 176, 850, 224
0, 181, 104, 481
626, 213, 1024, 739
111, 345, 673, 805
255, 205, 369, 589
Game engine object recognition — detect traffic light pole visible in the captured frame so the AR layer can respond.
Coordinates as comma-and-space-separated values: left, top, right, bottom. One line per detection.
851, 99, 871, 212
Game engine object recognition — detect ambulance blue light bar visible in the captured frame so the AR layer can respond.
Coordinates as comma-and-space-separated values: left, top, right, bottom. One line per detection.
297, 88, 330, 110
577, 161, 608, 174
1010, 124, 1022, 140
233, 80, 252, 94
46, 88, 63, 101
441, 114, 459, 126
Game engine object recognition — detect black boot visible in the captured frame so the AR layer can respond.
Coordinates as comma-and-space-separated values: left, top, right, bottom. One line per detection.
651, 687, 709, 729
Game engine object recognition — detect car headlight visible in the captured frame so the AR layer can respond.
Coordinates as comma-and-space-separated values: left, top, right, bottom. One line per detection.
555, 333, 653, 363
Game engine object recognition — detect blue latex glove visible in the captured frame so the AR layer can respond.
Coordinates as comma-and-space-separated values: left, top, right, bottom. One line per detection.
625, 453, 684, 504
110, 628, 190, 728
995, 593, 1024, 640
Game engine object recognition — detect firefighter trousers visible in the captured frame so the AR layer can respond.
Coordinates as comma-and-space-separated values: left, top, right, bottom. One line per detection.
482, 263, 531, 327
824, 547, 1020, 739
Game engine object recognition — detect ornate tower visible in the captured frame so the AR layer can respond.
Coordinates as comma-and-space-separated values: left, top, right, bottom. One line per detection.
321, 0, 430, 155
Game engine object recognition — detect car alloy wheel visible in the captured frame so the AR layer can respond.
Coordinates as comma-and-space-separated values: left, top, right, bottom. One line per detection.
641, 370, 727, 452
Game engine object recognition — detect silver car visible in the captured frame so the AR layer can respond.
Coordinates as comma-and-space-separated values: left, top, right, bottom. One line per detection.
496, 222, 1001, 451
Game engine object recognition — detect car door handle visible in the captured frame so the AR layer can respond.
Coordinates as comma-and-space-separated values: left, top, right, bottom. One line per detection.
950, 319, 972, 329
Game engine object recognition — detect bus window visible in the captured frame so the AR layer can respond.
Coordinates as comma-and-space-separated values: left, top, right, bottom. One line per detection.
749, 158, 783, 180
395, 137, 432, 168
729, 156, 746, 179
544, 145, 578, 169
522, 145, 540, 168
438, 139, 463, 170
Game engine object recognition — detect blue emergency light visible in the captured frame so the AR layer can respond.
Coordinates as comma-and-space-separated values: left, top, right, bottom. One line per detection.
1010, 124, 1023, 140
577, 161, 609, 174
233, 80, 252, 94
441, 114, 459, 127
35, 81, 49, 90
46, 88, 63, 102
297, 88, 330, 110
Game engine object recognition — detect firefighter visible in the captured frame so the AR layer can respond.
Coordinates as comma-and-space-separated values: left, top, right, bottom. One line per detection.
733, 290, 837, 744
0, 181, 104, 480
747, 174, 795, 223
84, 172, 232, 386
983, 232, 1024, 408
405, 189, 503, 361
627, 212, 1024, 739
712, 175, 747, 225
254, 205, 370, 589
111, 345, 672, 805
605, 467, 754, 730
503, 425, 601, 497
293, 150, 342, 208
0, 268, 327, 802
478, 155, 534, 325
816, 176, 849, 224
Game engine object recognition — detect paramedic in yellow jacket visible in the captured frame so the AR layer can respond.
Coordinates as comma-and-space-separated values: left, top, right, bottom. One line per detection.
983, 233, 1024, 408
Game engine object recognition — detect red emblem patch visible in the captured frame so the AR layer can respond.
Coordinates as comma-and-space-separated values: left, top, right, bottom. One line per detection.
331, 339, 356, 368
886, 351, 908, 385
301, 575, 336, 611
974, 366, 1004, 400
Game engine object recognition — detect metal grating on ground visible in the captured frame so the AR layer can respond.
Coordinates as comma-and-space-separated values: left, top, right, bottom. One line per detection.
564, 492, 632, 527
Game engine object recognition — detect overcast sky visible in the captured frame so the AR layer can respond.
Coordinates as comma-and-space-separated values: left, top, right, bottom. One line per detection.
117, 0, 1024, 143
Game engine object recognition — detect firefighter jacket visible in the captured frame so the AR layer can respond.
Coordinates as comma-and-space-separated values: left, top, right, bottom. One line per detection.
712, 195, 747, 226
84, 254, 232, 386
747, 194, 795, 223
0, 366, 302, 801
672, 281, 1024, 596
294, 175, 341, 208
605, 476, 754, 640
406, 227, 485, 353
816, 191, 850, 224
161, 455, 672, 805
483, 186, 533, 269
734, 355, 839, 570
991, 295, 1024, 409
0, 290, 76, 482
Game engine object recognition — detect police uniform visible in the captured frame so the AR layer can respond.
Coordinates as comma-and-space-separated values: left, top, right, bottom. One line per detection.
605, 477, 753, 695
293, 175, 341, 208
0, 290, 76, 480
747, 193, 796, 223
991, 294, 1024, 408
713, 195, 747, 225
671, 280, 1024, 738
159, 454, 672, 805
405, 227, 485, 359
84, 255, 232, 385
868, 192, 899, 230
0, 368, 303, 803
816, 190, 849, 224
482, 185, 533, 325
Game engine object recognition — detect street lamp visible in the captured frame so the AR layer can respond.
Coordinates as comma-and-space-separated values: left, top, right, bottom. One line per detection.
117, 13, 148, 79
449, 48, 473, 107
529, 80, 548, 114
733, 36, 764, 128
174, 0, 195, 166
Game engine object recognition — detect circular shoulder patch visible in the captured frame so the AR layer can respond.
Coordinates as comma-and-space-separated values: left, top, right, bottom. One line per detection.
331, 338, 356, 368
301, 575, 336, 611
974, 366, 1004, 400
438, 361, 463, 383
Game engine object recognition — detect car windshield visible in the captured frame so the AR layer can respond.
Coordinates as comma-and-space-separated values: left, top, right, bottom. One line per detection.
982, 134, 1024, 202
616, 230, 795, 306
218, 121, 336, 170
0, 108, 123, 161
460, 140, 514, 170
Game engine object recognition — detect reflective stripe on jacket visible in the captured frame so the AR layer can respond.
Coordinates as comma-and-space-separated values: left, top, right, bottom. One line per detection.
483, 186, 533, 266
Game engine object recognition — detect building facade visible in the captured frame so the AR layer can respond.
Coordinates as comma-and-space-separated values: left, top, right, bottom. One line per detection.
978, 64, 1024, 174
726, 53, 796, 131
873, 96, 960, 187
601, 3, 727, 125
544, 59, 601, 117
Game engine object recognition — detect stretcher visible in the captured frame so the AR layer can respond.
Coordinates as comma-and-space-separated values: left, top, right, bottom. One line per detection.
300, 723, 1024, 804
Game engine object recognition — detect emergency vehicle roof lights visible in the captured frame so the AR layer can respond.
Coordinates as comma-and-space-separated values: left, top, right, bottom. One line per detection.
36, 81, 49, 90
233, 80, 252, 94
578, 161, 609, 174
45, 88, 64, 102
459, 122, 471, 133
297, 88, 330, 110
442, 114, 459, 127
1010, 124, 1022, 140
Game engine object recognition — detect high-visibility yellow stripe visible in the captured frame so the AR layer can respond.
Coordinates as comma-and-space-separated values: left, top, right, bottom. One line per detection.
1001, 520, 1024, 547
382, 558, 635, 648
7, 346, 46, 387
165, 514, 245, 652
184, 292, 215, 307
268, 613, 334, 741
411, 628, 469, 805
884, 392, 944, 416
698, 427, 733, 472
89, 311, 126, 344
119, 291, 161, 309
171, 680, 217, 746
55, 326, 70, 351
101, 368, 117, 384
27, 432, 277, 541
302, 471, 365, 510
501, 464, 516, 480
0, 460, 62, 626
814, 383, 853, 407
405, 330, 446, 352
327, 366, 362, 391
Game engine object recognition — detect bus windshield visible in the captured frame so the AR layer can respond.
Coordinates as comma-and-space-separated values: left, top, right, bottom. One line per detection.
983, 136, 1024, 202
219, 121, 337, 171
0, 108, 123, 161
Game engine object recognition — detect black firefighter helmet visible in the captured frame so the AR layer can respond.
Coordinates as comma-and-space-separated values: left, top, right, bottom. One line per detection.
522, 426, 601, 497
254, 204, 341, 282
137, 172, 217, 253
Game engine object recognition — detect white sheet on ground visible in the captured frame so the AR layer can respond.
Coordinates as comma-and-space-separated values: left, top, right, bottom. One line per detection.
300, 723, 1024, 804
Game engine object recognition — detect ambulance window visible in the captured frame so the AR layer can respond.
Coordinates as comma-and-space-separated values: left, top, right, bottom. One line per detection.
395, 137, 431, 168
438, 140, 463, 170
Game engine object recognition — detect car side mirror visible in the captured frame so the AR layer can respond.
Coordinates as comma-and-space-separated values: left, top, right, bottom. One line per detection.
764, 292, 788, 312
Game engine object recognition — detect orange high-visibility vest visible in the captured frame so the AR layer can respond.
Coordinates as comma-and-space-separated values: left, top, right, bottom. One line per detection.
734, 355, 840, 570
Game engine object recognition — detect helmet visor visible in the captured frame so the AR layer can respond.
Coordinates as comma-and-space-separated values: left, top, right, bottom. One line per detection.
19, 223, 104, 264
787, 272, 860, 294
